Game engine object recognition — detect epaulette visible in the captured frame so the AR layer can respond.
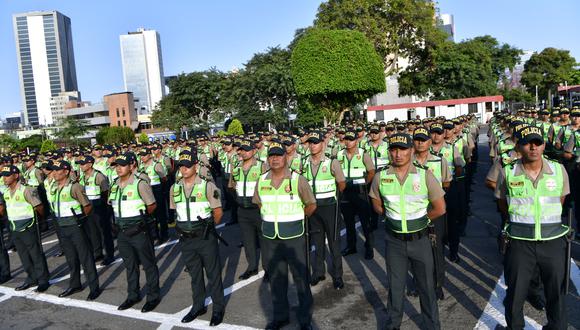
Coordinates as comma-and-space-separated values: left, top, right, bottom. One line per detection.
413, 161, 429, 170
429, 150, 443, 158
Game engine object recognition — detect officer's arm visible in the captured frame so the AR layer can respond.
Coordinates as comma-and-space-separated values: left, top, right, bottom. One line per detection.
0, 204, 4, 217
427, 197, 445, 220
485, 179, 497, 191
212, 207, 223, 225
366, 169, 375, 184
34, 204, 45, 219
497, 198, 508, 220
304, 203, 316, 217
442, 181, 451, 190
370, 197, 383, 215
337, 181, 346, 193
146, 203, 157, 215
82, 203, 92, 216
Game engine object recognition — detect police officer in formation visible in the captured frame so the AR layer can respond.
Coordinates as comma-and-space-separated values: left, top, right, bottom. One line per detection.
253, 141, 316, 330
369, 133, 446, 330
109, 153, 161, 313
495, 124, 569, 329
170, 151, 225, 326
48, 160, 101, 300
338, 129, 375, 259
301, 131, 346, 289
229, 139, 268, 280
0, 165, 49, 291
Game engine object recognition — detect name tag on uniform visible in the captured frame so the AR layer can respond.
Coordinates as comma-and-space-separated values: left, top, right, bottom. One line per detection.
509, 181, 524, 188
261, 186, 272, 191
382, 178, 394, 184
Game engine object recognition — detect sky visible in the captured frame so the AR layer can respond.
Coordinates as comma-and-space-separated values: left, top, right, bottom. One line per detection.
1, 0, 579, 119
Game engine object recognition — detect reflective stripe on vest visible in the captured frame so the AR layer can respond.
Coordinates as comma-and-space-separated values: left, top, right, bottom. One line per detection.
144, 162, 161, 186
3, 185, 35, 231
233, 161, 262, 208
173, 180, 211, 231
378, 168, 429, 233
80, 170, 102, 200
48, 183, 82, 224
109, 176, 146, 224
258, 172, 304, 240
338, 148, 366, 184
24, 168, 39, 187
505, 161, 568, 241
302, 158, 337, 204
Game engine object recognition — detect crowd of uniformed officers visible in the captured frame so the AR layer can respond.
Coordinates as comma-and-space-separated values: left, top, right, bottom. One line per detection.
0, 108, 576, 329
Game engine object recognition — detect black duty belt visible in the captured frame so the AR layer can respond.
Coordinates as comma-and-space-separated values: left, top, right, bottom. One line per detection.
175, 226, 204, 239
389, 228, 428, 241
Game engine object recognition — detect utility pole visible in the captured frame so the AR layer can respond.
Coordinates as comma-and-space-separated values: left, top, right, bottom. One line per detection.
535, 85, 539, 108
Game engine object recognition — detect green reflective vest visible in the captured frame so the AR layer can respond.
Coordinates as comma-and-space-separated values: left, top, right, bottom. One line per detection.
93, 158, 108, 175
109, 176, 146, 227
48, 183, 82, 226
302, 158, 337, 205
173, 179, 211, 231
258, 172, 304, 240
437, 144, 456, 177
232, 161, 263, 208
3, 184, 35, 232
366, 141, 390, 170
79, 170, 102, 201
337, 148, 367, 185
504, 160, 568, 241
143, 161, 162, 186
23, 168, 39, 187
378, 167, 430, 233
423, 153, 443, 187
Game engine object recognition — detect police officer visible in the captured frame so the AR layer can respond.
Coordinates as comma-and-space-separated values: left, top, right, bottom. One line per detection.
495, 125, 569, 329
139, 147, 169, 244
253, 141, 316, 330
48, 160, 101, 300
369, 133, 446, 330
338, 129, 375, 259
0, 165, 49, 291
302, 131, 346, 289
109, 153, 161, 313
170, 151, 225, 326
229, 140, 267, 280
414, 126, 452, 300
77, 155, 115, 266
366, 123, 390, 231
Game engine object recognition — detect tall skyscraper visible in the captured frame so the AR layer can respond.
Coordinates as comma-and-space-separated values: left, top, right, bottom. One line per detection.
120, 28, 165, 115
13, 11, 78, 127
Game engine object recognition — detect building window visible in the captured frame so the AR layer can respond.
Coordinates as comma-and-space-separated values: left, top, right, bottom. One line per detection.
117, 121, 121, 126
122, 109, 125, 116
123, 120, 127, 127
375, 110, 384, 121
116, 108, 120, 117
428, 107, 436, 117
468, 103, 478, 114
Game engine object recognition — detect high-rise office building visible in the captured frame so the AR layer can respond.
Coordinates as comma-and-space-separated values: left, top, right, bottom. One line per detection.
13, 11, 78, 127
120, 28, 165, 115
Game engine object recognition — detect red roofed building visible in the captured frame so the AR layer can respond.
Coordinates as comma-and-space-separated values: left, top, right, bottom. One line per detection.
366, 95, 504, 123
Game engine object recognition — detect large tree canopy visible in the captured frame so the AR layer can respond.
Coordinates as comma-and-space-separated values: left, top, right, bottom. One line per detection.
399, 36, 521, 100
291, 28, 385, 123
314, 0, 447, 76
521, 48, 577, 103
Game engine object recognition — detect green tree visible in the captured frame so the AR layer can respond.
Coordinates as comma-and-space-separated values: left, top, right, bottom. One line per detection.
291, 28, 385, 123
152, 69, 228, 131
17, 135, 43, 152
399, 36, 521, 99
314, 0, 448, 75
55, 117, 89, 146
138, 133, 149, 144
96, 126, 135, 145
0, 134, 17, 153
568, 68, 580, 85
226, 119, 244, 135
40, 140, 57, 153
521, 48, 577, 105
295, 101, 324, 128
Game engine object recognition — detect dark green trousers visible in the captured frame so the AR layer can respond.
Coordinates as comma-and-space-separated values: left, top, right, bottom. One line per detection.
59, 224, 99, 290
12, 224, 49, 285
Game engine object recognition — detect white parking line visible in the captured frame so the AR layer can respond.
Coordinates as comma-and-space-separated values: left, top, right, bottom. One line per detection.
0, 285, 259, 330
